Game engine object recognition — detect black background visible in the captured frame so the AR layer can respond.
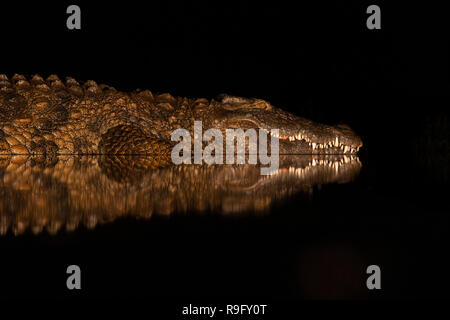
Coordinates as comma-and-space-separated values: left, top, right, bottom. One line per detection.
0, 0, 449, 308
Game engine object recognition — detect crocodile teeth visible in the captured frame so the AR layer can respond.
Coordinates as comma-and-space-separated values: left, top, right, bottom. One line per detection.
344, 146, 350, 153
312, 143, 316, 150
334, 137, 339, 147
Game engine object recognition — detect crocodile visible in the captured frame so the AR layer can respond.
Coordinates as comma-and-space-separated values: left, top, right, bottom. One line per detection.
0, 74, 362, 160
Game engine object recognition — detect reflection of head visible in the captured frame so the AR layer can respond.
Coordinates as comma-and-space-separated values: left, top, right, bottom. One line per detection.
0, 155, 361, 236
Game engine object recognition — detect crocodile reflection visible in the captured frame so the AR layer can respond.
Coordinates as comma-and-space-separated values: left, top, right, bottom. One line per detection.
0, 155, 361, 235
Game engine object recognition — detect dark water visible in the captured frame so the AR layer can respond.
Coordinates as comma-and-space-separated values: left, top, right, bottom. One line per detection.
1, 153, 447, 300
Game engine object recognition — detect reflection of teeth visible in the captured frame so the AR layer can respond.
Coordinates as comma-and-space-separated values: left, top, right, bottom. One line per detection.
285, 157, 362, 179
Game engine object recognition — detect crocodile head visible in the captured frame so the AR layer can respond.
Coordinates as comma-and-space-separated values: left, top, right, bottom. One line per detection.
197, 95, 363, 154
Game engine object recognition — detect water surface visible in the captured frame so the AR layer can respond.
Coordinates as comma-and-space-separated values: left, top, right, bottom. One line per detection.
0, 155, 361, 235
1, 154, 446, 300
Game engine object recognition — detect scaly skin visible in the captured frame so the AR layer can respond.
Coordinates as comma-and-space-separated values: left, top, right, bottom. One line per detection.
0, 74, 362, 160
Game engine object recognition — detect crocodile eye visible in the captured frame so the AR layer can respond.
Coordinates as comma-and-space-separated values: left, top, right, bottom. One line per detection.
222, 100, 272, 111
219, 95, 272, 111
251, 100, 272, 110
